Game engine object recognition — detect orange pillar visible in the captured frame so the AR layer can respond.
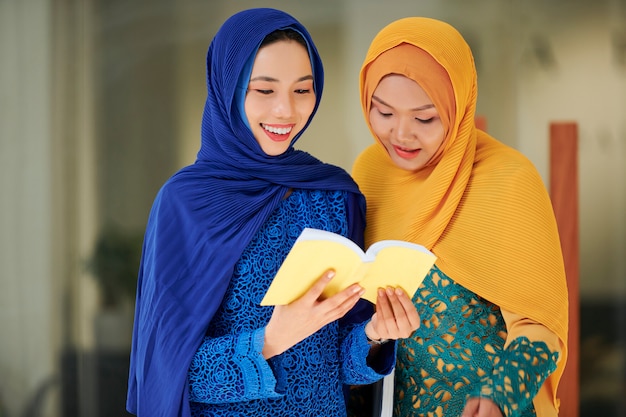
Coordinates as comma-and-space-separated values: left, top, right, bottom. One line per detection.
549, 122, 580, 417
475, 115, 487, 131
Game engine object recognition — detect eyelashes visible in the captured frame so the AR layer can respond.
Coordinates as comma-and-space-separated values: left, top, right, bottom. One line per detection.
377, 110, 435, 124
250, 88, 312, 95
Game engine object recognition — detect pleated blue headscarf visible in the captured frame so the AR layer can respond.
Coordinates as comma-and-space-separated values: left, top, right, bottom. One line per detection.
126, 8, 365, 417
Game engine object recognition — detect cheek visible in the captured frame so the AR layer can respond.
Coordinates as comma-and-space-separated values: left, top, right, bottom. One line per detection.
304, 101, 316, 118
423, 124, 445, 149
369, 113, 387, 138
291, 95, 315, 122
301, 97, 316, 118
244, 96, 262, 120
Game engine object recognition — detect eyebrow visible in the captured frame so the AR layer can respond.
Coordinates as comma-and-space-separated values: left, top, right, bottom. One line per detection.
372, 94, 435, 111
249, 75, 314, 83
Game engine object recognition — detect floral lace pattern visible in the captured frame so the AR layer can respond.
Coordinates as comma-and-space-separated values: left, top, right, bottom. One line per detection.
394, 266, 558, 417
188, 189, 379, 417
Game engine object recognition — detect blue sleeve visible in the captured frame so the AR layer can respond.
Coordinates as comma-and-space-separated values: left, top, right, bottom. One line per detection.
188, 328, 283, 404
340, 322, 396, 385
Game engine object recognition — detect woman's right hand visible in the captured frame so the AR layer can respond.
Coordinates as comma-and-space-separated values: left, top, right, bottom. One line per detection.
262, 269, 365, 359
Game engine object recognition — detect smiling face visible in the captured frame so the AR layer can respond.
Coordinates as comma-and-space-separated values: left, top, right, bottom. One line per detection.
244, 39, 316, 156
369, 74, 445, 172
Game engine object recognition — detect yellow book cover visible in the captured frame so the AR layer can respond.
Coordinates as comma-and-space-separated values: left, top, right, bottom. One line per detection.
260, 228, 437, 306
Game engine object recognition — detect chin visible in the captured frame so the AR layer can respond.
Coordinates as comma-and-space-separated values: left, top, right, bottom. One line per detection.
395, 160, 421, 172
263, 146, 289, 156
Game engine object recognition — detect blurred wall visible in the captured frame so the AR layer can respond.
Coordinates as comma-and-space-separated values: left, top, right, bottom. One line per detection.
1, 1, 59, 416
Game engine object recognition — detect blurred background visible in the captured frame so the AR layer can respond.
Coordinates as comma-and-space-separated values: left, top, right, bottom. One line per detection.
1, 0, 624, 416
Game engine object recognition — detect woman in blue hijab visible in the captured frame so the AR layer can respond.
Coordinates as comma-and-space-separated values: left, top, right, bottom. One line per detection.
126, 8, 419, 417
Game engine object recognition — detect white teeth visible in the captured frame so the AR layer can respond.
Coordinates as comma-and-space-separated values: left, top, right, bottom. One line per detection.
263, 125, 292, 135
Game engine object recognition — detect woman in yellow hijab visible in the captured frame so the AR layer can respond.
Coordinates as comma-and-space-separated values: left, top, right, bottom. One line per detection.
352, 17, 568, 417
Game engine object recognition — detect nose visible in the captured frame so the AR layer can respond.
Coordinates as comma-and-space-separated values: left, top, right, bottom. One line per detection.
395, 116, 415, 142
272, 92, 295, 119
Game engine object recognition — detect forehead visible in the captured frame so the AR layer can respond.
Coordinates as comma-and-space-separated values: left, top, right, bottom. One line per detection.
251, 40, 312, 77
374, 74, 433, 108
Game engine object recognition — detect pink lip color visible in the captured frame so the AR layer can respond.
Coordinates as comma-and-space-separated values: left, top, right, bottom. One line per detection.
393, 145, 420, 159
264, 125, 293, 142
265, 131, 291, 142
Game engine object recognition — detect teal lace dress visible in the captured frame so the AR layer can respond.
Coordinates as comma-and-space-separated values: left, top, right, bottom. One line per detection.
394, 266, 559, 417
187, 189, 394, 417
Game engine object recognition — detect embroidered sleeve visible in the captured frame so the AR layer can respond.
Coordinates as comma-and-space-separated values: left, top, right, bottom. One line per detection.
188, 327, 282, 404
341, 322, 396, 385
471, 309, 562, 417
472, 336, 558, 417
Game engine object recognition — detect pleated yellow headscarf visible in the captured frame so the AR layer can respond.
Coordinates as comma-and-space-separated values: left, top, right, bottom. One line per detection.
352, 17, 568, 416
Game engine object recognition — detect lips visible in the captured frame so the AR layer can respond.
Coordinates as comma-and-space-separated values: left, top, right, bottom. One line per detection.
393, 144, 420, 159
262, 124, 293, 142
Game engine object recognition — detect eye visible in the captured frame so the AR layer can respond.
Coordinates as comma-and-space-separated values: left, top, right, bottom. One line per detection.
377, 109, 393, 118
255, 89, 273, 95
416, 117, 435, 124
294, 88, 312, 94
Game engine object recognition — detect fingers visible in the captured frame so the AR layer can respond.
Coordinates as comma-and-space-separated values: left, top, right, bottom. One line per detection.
461, 397, 480, 417
374, 288, 393, 332
300, 269, 364, 319
303, 269, 363, 299
301, 269, 336, 303
461, 397, 503, 417
374, 287, 420, 339
326, 281, 365, 318
395, 288, 420, 329
476, 398, 503, 417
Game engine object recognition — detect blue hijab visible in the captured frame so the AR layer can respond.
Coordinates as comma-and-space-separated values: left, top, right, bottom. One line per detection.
126, 8, 365, 417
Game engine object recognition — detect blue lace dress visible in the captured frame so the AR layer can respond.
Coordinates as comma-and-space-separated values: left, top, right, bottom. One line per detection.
188, 189, 393, 417
394, 265, 559, 417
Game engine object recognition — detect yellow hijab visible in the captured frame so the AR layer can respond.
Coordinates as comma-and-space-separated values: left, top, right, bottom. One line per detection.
352, 17, 568, 416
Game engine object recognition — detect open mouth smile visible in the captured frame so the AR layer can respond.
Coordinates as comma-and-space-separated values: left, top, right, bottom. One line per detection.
262, 124, 294, 142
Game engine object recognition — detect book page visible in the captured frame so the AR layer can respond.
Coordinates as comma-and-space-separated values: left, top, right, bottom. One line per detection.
360, 246, 436, 303
260, 239, 364, 305
297, 228, 364, 254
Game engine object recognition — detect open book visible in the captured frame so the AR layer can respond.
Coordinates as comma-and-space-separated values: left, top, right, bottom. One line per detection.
260, 228, 436, 306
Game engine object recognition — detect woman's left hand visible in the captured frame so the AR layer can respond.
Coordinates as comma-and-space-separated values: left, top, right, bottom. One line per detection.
460, 397, 504, 417
364, 287, 420, 341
